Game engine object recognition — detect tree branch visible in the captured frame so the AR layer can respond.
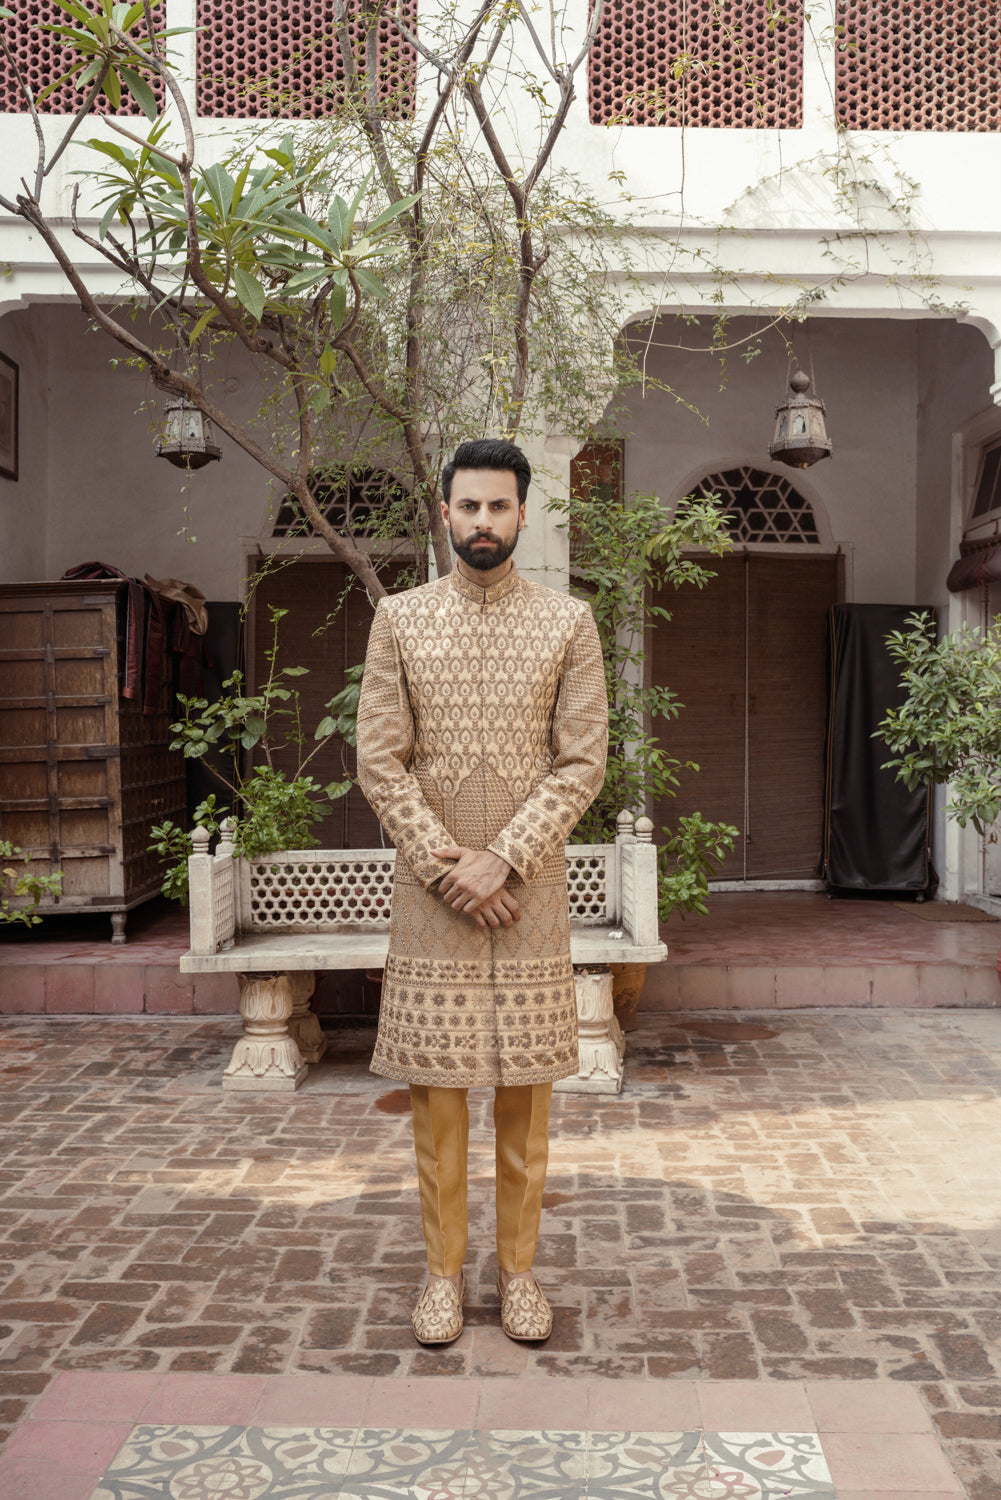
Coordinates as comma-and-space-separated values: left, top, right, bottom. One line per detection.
0, 34, 47, 198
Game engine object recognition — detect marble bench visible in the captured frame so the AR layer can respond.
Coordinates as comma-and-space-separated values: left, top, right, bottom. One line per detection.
180, 810, 667, 1094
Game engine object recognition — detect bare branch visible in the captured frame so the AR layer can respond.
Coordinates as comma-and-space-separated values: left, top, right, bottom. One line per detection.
0, 34, 47, 197
332, 0, 404, 207
464, 80, 525, 216
43, 65, 110, 180
100, 115, 184, 168
515, 1, 561, 84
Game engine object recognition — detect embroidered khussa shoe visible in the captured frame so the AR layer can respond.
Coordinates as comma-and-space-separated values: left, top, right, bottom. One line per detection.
411, 1273, 465, 1345
497, 1273, 553, 1341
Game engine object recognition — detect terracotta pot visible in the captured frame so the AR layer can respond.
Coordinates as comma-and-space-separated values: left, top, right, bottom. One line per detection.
610, 962, 648, 1031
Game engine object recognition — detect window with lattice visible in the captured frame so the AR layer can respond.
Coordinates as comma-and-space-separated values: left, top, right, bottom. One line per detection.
588, 0, 803, 127
836, 2, 1001, 131
271, 467, 410, 538
695, 467, 820, 543
569, 440, 623, 564
0, 2, 163, 115
196, 0, 416, 118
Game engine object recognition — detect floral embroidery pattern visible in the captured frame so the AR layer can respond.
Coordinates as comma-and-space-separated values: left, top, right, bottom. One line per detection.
356, 566, 608, 1088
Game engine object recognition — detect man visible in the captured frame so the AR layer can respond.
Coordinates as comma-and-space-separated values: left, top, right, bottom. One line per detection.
355, 438, 608, 1345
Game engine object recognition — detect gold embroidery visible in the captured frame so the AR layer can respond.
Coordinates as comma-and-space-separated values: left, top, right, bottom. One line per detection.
356, 565, 609, 1087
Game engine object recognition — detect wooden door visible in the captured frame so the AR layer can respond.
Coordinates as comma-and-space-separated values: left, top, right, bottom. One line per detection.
651, 552, 841, 880
251, 560, 406, 849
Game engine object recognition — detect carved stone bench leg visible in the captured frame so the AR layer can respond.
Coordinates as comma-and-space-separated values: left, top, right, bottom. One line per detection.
553, 966, 624, 1096
223, 973, 308, 1092
287, 970, 327, 1064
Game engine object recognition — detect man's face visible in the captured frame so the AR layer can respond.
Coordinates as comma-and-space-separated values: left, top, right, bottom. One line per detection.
443, 467, 526, 572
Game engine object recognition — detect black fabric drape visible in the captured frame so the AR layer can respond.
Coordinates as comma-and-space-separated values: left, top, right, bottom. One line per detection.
822, 603, 935, 894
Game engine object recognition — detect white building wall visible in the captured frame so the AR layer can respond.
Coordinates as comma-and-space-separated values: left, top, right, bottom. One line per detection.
620, 315, 939, 605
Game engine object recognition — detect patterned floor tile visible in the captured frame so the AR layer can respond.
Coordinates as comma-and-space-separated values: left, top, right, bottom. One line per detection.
88, 1428, 836, 1500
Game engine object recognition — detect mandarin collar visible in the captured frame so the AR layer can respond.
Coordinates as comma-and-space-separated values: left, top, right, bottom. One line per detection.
450, 562, 521, 605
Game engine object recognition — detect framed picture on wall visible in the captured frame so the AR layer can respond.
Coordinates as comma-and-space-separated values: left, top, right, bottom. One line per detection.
0, 352, 17, 481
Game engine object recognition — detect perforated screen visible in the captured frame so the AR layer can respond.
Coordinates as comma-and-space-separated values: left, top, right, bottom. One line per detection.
0, 1, 162, 115
588, 0, 803, 127
196, 0, 416, 118
836, 2, 1001, 131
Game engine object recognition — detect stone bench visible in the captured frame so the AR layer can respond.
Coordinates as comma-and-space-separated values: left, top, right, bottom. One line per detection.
180, 810, 667, 1094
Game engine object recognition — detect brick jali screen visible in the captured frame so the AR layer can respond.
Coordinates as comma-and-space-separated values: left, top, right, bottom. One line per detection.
196, 0, 416, 118
0, 1, 162, 114
588, 0, 804, 127
836, 2, 1001, 131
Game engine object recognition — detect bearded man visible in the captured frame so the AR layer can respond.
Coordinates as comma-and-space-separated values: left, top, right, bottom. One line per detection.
356, 438, 608, 1346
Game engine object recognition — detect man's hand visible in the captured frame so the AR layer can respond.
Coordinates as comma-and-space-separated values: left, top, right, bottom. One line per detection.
469, 888, 521, 930
431, 847, 519, 927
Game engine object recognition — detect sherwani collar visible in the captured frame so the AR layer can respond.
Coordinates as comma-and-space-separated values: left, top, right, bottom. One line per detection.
450, 562, 521, 605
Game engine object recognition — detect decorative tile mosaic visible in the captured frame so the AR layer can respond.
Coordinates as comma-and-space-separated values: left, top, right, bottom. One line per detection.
90, 1426, 837, 1500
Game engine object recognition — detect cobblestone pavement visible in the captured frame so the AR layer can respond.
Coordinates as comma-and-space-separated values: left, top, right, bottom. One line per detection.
1, 1009, 1000, 1497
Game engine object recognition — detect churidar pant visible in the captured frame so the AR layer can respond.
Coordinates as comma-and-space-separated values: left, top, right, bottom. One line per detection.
409, 1083, 552, 1277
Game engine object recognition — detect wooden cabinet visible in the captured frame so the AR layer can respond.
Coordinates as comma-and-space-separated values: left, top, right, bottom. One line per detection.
0, 581, 186, 941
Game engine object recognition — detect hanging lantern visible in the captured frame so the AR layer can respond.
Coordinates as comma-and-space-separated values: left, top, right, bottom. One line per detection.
156, 398, 221, 470
769, 369, 832, 469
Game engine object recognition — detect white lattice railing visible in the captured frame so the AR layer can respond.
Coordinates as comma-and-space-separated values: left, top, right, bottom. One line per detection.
186, 811, 657, 953
244, 850, 396, 931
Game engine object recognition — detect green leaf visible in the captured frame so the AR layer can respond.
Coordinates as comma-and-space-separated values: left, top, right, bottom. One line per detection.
98, 199, 121, 241
201, 161, 235, 215
352, 267, 389, 299
102, 66, 122, 111
309, 387, 330, 417
328, 280, 347, 329
48, 0, 94, 23
328, 195, 349, 246
319, 342, 337, 376
117, 64, 157, 121
282, 665, 308, 677
188, 305, 218, 345
233, 265, 266, 322
365, 191, 421, 235
282, 267, 329, 296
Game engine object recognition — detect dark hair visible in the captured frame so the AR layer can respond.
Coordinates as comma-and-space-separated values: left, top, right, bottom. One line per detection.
441, 439, 531, 507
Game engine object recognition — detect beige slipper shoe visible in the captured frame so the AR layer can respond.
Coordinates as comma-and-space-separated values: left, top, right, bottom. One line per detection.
497, 1273, 553, 1341
412, 1272, 465, 1345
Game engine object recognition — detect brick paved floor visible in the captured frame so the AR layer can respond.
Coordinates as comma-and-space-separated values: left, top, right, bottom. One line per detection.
1, 1010, 1000, 1497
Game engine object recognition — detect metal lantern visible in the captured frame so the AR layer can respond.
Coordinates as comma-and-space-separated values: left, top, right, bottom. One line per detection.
768, 369, 832, 470
156, 398, 221, 470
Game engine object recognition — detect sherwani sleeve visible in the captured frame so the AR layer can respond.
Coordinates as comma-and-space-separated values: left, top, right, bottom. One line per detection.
488, 601, 608, 883
355, 599, 457, 890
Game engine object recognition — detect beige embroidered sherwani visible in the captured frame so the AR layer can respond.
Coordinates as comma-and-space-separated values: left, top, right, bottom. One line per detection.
356, 564, 608, 1088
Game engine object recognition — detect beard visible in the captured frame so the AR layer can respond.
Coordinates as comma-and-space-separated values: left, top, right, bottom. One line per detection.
449, 525, 521, 571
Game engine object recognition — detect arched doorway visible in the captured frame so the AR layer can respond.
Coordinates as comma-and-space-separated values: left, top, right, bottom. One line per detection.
652, 467, 843, 883
248, 467, 413, 849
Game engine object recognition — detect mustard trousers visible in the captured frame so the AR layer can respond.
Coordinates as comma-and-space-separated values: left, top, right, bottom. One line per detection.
409, 1084, 552, 1278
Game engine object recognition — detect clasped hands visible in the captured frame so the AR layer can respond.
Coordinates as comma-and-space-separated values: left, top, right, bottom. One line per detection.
431, 846, 521, 929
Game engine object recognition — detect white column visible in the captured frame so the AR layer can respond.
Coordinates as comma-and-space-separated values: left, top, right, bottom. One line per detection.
223, 973, 308, 1092
554, 966, 624, 1096
286, 970, 327, 1063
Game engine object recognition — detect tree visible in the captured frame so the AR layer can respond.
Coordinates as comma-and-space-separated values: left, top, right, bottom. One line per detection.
0, 0, 739, 909
878, 613, 1001, 836
0, 0, 635, 594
